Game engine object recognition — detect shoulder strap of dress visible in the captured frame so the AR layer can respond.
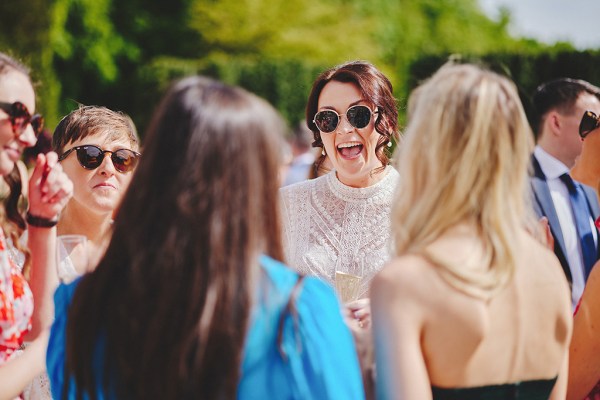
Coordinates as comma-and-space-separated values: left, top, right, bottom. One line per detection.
277, 274, 305, 361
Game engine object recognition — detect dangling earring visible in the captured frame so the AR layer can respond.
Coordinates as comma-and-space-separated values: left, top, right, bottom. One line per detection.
322, 148, 326, 156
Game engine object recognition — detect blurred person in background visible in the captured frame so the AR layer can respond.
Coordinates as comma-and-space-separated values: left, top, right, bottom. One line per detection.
282, 120, 318, 186
568, 256, 600, 399
566, 107, 600, 400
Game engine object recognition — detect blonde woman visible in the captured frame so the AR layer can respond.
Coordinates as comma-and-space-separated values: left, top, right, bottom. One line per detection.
371, 63, 572, 399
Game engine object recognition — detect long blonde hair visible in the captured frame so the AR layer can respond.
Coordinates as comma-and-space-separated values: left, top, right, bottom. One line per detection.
392, 63, 534, 296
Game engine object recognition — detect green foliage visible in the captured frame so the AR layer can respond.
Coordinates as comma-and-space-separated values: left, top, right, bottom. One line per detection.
189, 0, 377, 63
406, 50, 600, 133
136, 56, 327, 133
1, 0, 598, 140
363, 0, 544, 95
51, 0, 137, 82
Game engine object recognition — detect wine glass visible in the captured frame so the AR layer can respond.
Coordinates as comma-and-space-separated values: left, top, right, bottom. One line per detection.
334, 256, 364, 304
56, 234, 88, 283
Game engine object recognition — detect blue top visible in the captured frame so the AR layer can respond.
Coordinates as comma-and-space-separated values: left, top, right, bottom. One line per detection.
47, 255, 365, 399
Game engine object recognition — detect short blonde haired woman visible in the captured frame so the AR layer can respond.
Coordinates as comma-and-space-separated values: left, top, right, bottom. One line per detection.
371, 63, 572, 399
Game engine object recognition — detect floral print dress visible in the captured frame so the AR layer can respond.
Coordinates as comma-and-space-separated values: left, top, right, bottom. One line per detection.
0, 228, 33, 364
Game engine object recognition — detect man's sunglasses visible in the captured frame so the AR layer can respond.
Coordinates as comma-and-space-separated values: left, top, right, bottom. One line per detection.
0, 101, 44, 138
313, 105, 378, 133
580, 110, 600, 139
59, 145, 141, 173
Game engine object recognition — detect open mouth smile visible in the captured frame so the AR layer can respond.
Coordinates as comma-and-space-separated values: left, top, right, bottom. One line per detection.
337, 141, 363, 159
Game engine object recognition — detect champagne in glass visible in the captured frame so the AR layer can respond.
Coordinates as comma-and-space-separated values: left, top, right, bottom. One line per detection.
334, 256, 364, 303
57, 234, 89, 283
334, 270, 362, 303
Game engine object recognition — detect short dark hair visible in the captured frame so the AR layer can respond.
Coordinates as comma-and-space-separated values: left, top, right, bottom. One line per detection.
532, 78, 600, 134
52, 105, 139, 155
305, 60, 399, 169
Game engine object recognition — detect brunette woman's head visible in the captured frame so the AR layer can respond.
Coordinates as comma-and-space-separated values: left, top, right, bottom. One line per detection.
306, 60, 399, 174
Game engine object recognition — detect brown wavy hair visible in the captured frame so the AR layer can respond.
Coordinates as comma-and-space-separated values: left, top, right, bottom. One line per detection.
63, 76, 286, 399
305, 60, 399, 173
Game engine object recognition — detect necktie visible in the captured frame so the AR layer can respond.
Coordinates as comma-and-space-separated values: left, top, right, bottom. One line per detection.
560, 173, 597, 278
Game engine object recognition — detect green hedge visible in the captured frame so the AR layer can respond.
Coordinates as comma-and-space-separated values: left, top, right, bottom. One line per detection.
132, 57, 326, 136
406, 50, 600, 132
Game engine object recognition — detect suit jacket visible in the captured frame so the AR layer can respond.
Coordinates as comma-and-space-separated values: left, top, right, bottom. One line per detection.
530, 155, 600, 282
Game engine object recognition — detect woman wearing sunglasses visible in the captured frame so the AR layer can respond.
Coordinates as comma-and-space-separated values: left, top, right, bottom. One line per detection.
52, 105, 140, 279
567, 108, 600, 400
571, 108, 600, 198
17, 106, 140, 400
0, 53, 73, 398
280, 60, 399, 324
371, 63, 571, 399
46, 76, 363, 399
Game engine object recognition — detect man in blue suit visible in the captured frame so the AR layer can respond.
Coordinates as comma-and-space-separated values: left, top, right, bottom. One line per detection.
530, 78, 600, 309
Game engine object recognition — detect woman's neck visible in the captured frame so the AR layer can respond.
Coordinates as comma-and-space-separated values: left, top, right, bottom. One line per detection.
57, 204, 113, 269
336, 165, 388, 188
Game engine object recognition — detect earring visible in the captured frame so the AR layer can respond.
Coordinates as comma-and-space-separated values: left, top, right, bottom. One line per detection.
387, 140, 393, 148
322, 148, 326, 156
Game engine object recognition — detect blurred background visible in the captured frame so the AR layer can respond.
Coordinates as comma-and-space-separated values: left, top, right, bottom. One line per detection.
1, 0, 598, 137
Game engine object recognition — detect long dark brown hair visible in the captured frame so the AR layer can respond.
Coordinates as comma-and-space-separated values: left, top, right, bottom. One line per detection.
64, 76, 286, 399
305, 60, 399, 173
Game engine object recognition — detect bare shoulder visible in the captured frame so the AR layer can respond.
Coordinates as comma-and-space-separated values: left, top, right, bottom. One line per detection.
520, 232, 570, 288
371, 254, 440, 304
581, 260, 600, 305
589, 260, 600, 286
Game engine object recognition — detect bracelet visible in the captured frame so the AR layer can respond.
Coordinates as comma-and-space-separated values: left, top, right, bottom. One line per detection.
26, 212, 59, 228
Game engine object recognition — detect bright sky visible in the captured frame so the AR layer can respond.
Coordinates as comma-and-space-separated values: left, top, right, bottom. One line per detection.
478, 0, 600, 49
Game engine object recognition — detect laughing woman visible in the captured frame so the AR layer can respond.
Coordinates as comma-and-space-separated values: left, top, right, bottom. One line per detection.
280, 60, 400, 326
0, 52, 72, 399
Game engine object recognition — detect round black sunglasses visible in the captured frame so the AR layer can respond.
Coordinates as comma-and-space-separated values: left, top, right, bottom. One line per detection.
580, 110, 600, 139
59, 145, 141, 173
313, 105, 378, 133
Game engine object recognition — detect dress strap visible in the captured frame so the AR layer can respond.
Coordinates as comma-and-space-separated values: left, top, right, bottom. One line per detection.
277, 274, 305, 361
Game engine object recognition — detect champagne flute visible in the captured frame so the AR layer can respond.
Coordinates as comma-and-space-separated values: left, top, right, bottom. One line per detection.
56, 234, 88, 284
334, 256, 364, 304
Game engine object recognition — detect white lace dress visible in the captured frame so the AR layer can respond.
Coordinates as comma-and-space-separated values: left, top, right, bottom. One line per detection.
280, 166, 399, 298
